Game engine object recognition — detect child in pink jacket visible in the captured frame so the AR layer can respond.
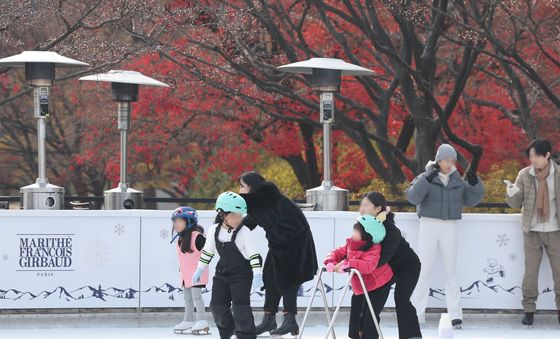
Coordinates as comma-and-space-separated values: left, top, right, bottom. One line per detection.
170, 206, 209, 335
324, 215, 393, 339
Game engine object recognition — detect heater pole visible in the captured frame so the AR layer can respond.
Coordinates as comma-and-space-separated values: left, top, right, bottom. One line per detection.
322, 122, 332, 190
120, 128, 128, 189
319, 91, 334, 190
117, 101, 131, 191
37, 118, 47, 184
33, 86, 49, 186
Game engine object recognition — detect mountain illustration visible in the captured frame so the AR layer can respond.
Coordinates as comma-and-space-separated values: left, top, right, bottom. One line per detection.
70, 285, 108, 301
1, 280, 550, 305
428, 288, 446, 300
0, 289, 24, 299
13, 291, 37, 301
105, 287, 138, 299
541, 287, 555, 294
421, 280, 524, 301
34, 287, 76, 302
143, 283, 183, 299
0, 284, 139, 303
461, 280, 522, 296
143, 283, 178, 293
297, 284, 334, 297
143, 285, 164, 293
142, 282, 212, 301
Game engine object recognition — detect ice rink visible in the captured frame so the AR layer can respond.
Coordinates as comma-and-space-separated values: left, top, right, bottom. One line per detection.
0, 311, 559, 339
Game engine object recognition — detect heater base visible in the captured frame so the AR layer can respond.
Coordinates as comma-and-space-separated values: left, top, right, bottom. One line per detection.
306, 184, 349, 211
104, 187, 144, 210
20, 183, 65, 210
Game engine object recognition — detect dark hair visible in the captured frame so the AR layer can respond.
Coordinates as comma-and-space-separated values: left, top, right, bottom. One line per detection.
214, 209, 233, 225
178, 225, 205, 253
353, 222, 374, 251
239, 171, 266, 193
215, 210, 225, 225
362, 191, 395, 224
526, 138, 552, 158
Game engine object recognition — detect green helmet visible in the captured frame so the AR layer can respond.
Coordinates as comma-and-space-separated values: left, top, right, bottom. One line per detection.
215, 191, 247, 216
357, 215, 386, 244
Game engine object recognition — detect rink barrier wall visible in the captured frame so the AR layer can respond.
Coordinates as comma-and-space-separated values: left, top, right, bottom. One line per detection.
0, 210, 555, 310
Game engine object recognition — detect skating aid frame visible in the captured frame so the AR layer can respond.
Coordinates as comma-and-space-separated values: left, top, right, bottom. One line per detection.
298, 267, 384, 339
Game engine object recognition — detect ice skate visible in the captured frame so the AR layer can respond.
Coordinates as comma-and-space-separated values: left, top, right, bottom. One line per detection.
255, 312, 277, 335
174, 321, 194, 334
270, 313, 299, 336
191, 320, 210, 335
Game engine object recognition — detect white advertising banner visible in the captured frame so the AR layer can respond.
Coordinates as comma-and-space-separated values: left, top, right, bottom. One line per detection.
0, 210, 555, 310
0, 211, 141, 309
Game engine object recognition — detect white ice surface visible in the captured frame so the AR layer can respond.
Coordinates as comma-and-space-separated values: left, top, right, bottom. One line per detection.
0, 326, 558, 339
1, 312, 559, 339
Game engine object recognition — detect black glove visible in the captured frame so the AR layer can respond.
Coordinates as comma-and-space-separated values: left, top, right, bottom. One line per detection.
466, 171, 478, 186
426, 164, 440, 183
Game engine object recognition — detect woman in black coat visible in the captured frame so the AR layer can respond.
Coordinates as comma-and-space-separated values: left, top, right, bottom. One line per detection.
239, 171, 318, 336
361, 192, 423, 339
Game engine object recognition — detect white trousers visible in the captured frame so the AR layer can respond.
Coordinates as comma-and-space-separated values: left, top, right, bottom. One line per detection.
411, 217, 463, 321
183, 287, 206, 322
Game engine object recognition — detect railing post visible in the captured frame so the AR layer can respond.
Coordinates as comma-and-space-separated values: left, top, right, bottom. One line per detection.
324, 269, 384, 339
299, 268, 336, 339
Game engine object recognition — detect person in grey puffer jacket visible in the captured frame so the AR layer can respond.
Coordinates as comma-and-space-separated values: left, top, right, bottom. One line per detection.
408, 144, 484, 330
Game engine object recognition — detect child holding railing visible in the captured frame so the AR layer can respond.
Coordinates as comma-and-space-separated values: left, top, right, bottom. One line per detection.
324, 214, 393, 339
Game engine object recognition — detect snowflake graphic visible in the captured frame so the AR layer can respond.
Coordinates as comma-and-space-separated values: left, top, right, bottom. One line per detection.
160, 228, 170, 239
509, 253, 518, 262
114, 223, 125, 236
85, 239, 110, 269
496, 234, 510, 247
2, 254, 8, 262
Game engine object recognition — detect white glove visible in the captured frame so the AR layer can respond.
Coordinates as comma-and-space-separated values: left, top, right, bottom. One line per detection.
504, 180, 520, 197
192, 268, 204, 285
251, 274, 264, 292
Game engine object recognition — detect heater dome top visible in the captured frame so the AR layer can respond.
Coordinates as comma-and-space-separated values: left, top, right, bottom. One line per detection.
0, 51, 89, 67
79, 70, 169, 87
277, 58, 374, 76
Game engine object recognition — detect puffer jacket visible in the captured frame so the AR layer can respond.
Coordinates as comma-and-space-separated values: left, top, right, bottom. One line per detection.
406, 161, 484, 220
506, 161, 560, 233
324, 238, 393, 295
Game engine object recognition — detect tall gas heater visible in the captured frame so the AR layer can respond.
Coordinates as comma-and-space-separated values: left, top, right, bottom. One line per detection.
79, 70, 169, 209
278, 58, 374, 211
0, 51, 88, 209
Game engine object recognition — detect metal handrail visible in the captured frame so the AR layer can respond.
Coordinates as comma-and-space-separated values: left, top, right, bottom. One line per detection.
326, 268, 384, 339
298, 267, 336, 339
0, 195, 513, 209
299, 267, 385, 339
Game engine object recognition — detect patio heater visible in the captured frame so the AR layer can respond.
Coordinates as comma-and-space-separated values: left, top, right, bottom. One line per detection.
278, 58, 374, 211
79, 70, 169, 210
0, 51, 88, 209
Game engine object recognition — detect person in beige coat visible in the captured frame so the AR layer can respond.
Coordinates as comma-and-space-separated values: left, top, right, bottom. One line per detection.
505, 138, 560, 326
